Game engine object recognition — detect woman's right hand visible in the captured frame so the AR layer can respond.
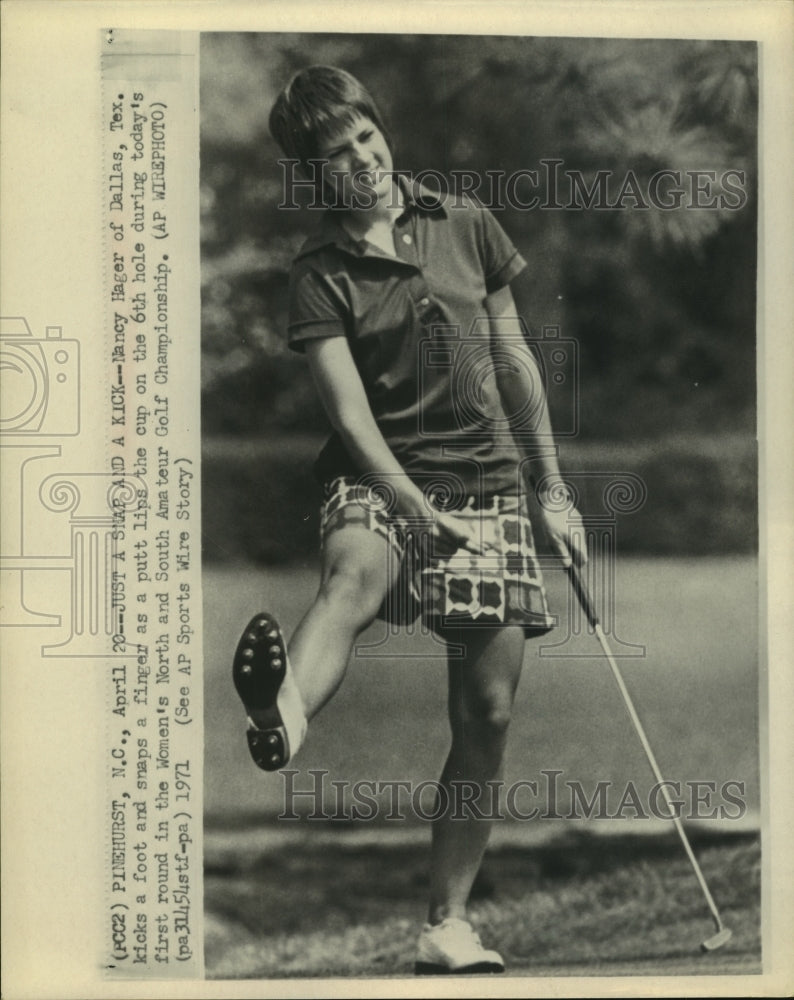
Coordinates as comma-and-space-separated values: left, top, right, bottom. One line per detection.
398, 491, 490, 557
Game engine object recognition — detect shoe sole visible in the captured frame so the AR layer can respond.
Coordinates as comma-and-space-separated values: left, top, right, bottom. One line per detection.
414, 961, 505, 975
232, 613, 290, 771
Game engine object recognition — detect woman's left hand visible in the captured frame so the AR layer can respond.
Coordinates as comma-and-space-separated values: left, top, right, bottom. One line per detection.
537, 487, 588, 567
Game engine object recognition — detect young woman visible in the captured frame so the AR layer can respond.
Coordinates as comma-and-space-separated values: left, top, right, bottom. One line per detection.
232, 65, 587, 975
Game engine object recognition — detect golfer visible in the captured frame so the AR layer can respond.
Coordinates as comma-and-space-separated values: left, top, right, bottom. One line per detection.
233, 65, 587, 975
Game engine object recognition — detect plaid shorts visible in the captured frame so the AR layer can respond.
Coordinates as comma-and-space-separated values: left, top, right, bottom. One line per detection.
320, 476, 555, 636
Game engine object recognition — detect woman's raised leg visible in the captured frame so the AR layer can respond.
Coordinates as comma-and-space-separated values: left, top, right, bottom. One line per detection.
234, 521, 401, 772
288, 524, 401, 719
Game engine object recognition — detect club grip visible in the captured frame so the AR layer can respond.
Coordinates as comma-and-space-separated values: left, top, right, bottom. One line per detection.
565, 560, 600, 628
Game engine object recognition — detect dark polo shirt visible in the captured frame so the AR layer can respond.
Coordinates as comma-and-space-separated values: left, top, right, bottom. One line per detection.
287, 182, 527, 501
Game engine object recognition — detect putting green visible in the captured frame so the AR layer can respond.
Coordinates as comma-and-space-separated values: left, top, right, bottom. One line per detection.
203, 556, 759, 823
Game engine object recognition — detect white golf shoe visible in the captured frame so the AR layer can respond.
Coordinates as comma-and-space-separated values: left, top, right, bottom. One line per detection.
414, 917, 505, 975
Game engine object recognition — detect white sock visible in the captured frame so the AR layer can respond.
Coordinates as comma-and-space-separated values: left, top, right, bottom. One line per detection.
246, 652, 307, 759
276, 658, 308, 757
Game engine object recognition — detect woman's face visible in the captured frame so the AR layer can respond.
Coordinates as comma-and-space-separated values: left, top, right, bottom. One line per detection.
317, 114, 394, 211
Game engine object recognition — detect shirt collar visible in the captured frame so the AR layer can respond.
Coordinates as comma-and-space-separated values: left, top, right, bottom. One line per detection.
295, 174, 447, 261
399, 174, 448, 214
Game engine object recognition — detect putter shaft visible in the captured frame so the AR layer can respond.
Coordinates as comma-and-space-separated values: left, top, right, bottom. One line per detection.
565, 560, 729, 939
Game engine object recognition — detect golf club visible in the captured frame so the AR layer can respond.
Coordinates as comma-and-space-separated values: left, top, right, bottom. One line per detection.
563, 553, 732, 952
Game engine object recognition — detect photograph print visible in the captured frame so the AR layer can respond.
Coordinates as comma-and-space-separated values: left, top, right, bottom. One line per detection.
198, 31, 760, 980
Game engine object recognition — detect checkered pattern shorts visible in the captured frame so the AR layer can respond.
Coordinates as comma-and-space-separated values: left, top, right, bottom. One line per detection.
320, 477, 555, 636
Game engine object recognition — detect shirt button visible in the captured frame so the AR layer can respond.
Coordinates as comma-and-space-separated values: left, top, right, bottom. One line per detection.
420, 297, 430, 306
402, 234, 413, 244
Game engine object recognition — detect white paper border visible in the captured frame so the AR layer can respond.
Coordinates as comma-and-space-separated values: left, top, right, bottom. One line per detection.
2, 1, 792, 998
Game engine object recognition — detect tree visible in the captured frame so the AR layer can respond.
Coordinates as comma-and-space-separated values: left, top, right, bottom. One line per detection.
200, 34, 757, 440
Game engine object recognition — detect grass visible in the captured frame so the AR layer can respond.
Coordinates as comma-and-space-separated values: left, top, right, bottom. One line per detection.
204, 827, 760, 979
203, 558, 760, 820
202, 556, 761, 979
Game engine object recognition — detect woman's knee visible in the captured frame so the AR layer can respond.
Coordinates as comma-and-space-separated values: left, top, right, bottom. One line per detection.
451, 689, 515, 741
318, 560, 386, 625
446, 627, 524, 742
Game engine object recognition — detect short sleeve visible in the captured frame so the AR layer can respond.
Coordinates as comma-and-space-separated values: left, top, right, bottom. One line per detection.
474, 200, 527, 294
287, 262, 347, 353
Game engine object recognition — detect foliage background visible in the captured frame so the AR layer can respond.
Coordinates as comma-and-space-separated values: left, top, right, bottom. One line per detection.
199, 33, 758, 560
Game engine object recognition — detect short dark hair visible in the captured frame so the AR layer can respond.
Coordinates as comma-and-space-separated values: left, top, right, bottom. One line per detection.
269, 65, 392, 175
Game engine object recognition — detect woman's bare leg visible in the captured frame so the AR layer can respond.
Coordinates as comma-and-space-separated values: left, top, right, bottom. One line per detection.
281, 525, 400, 720
427, 625, 526, 924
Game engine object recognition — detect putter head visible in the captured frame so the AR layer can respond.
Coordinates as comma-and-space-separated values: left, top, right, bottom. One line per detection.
700, 927, 732, 952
